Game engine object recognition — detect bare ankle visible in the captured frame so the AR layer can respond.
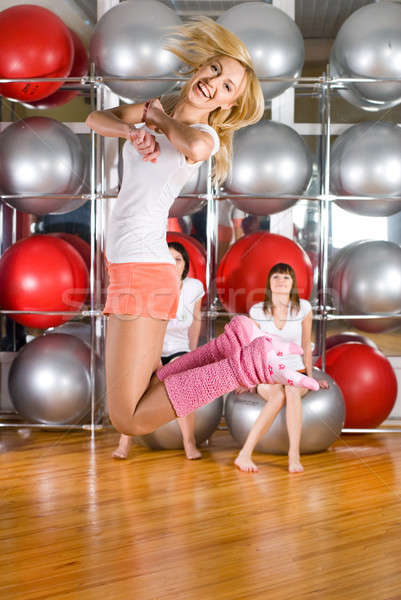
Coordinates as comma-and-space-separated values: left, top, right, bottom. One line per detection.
234, 452, 258, 472
288, 451, 304, 473
183, 438, 202, 460
112, 435, 132, 459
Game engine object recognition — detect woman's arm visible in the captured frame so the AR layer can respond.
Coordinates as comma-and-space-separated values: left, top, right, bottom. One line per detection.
85, 102, 160, 162
188, 299, 202, 351
301, 310, 328, 389
85, 102, 147, 139
145, 99, 215, 163
301, 310, 313, 378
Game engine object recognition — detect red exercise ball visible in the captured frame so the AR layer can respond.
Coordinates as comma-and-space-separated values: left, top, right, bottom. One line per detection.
167, 218, 184, 234
0, 235, 89, 328
167, 232, 206, 290
49, 233, 91, 271
325, 332, 378, 352
316, 342, 397, 428
0, 5, 73, 102
25, 29, 88, 109
217, 232, 313, 314
49, 233, 107, 305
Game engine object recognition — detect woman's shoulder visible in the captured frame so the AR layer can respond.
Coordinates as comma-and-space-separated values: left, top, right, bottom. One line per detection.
183, 277, 205, 298
160, 93, 219, 155
189, 123, 220, 156
299, 298, 312, 316
249, 302, 268, 318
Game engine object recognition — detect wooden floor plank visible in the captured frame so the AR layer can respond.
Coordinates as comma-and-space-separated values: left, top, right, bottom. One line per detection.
1, 428, 401, 600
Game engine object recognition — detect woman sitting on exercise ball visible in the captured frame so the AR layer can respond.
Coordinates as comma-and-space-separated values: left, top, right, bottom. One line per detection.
235, 263, 328, 474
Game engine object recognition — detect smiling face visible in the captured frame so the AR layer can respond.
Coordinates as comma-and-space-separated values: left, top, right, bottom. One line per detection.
269, 271, 294, 296
187, 55, 248, 112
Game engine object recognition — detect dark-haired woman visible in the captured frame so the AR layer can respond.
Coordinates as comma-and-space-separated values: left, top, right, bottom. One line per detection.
113, 242, 204, 460
234, 263, 328, 474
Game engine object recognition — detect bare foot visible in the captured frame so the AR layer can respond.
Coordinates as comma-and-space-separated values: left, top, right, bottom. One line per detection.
183, 439, 202, 460
288, 453, 304, 473
234, 453, 259, 473
112, 435, 132, 459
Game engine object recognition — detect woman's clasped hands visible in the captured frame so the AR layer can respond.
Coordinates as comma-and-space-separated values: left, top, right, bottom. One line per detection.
127, 125, 160, 163
127, 98, 165, 163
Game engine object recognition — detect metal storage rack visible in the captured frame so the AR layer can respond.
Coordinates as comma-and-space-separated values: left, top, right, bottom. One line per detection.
0, 8, 400, 435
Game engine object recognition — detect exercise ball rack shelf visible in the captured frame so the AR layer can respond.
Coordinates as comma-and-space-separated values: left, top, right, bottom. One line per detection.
0, 68, 400, 435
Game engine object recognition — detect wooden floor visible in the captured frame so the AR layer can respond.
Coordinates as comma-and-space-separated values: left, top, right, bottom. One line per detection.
1, 428, 401, 600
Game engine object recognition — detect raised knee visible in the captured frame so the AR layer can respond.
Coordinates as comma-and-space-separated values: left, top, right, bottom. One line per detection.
285, 386, 301, 401
270, 390, 285, 409
129, 419, 153, 436
107, 388, 145, 435
109, 412, 150, 437
109, 411, 131, 435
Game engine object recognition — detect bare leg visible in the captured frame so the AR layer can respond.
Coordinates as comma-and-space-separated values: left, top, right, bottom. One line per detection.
112, 434, 133, 459
285, 386, 306, 473
133, 393, 201, 459
164, 355, 201, 459
107, 324, 317, 436
111, 375, 161, 457
127, 374, 179, 433
177, 413, 202, 459
234, 384, 285, 473
106, 315, 175, 435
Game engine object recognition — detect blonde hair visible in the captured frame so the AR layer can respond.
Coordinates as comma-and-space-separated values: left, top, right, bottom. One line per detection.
166, 17, 265, 185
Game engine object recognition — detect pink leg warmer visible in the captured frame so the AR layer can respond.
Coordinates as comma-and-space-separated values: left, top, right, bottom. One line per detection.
157, 315, 256, 380
157, 315, 303, 381
163, 337, 319, 418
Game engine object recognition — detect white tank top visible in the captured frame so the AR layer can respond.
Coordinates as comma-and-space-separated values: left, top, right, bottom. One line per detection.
162, 277, 205, 356
249, 299, 312, 370
106, 123, 219, 264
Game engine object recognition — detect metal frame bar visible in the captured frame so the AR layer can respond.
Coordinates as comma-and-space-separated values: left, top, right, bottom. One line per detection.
0, 65, 400, 431
205, 157, 218, 340
315, 71, 332, 370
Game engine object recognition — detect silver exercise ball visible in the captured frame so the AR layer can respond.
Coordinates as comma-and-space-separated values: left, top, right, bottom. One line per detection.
331, 122, 401, 217
329, 240, 401, 333
230, 195, 296, 217
46, 321, 94, 347
90, 0, 182, 101
218, 2, 304, 101
330, 60, 399, 113
225, 121, 312, 214
330, 2, 401, 109
225, 369, 344, 455
9, 333, 105, 426
170, 162, 208, 217
137, 397, 223, 450
0, 117, 87, 215
328, 240, 367, 309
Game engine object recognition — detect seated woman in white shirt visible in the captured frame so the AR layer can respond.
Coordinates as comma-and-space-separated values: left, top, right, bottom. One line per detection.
234, 262, 328, 474
113, 242, 205, 460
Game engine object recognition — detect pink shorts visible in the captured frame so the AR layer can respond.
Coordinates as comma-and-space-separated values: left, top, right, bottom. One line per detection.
103, 262, 180, 320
